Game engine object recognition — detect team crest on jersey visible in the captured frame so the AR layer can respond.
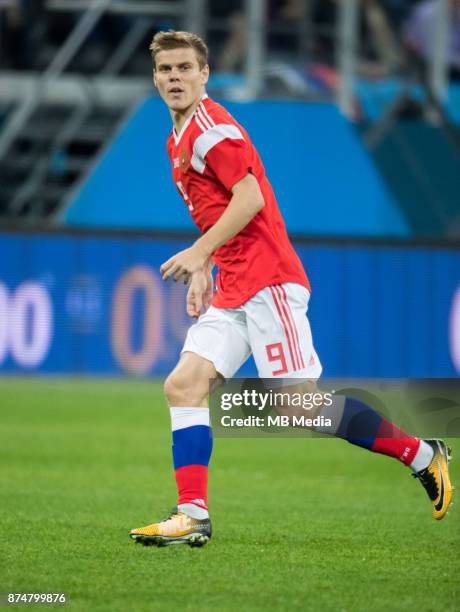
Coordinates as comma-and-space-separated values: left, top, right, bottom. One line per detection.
180, 149, 188, 171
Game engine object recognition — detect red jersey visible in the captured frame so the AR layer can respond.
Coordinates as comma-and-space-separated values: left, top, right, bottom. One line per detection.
166, 94, 310, 308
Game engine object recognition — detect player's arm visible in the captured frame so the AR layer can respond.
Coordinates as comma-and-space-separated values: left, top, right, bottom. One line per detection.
195, 173, 264, 258
160, 173, 264, 282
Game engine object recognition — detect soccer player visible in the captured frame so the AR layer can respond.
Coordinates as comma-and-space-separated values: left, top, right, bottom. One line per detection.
130, 31, 453, 547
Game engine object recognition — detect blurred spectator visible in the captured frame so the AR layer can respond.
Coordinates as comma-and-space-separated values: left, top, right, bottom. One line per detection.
380, 0, 420, 27
212, 0, 245, 72
404, 0, 460, 77
0, 0, 47, 69
215, 0, 308, 72
311, 0, 336, 65
0, 2, 152, 75
361, 0, 404, 74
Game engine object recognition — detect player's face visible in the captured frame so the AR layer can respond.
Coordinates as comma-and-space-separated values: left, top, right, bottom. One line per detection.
154, 47, 209, 113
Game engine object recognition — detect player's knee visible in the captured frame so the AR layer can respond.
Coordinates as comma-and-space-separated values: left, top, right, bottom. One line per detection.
163, 372, 184, 405
163, 370, 207, 406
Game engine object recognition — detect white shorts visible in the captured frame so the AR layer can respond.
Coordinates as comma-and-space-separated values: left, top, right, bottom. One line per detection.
181, 283, 322, 380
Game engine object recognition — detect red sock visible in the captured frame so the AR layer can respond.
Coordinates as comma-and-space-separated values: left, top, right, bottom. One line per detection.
371, 419, 421, 465
175, 464, 208, 509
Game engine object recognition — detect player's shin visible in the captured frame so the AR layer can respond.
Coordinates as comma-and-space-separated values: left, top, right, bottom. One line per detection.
315, 396, 433, 471
170, 407, 213, 519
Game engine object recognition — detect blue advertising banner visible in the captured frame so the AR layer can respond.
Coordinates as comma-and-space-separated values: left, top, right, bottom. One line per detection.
62, 98, 410, 237
0, 231, 458, 378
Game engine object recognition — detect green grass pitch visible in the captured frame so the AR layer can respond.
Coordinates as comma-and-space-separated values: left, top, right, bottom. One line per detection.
1, 378, 459, 611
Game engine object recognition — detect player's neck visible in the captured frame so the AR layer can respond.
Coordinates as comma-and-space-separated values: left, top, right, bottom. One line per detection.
170, 93, 205, 135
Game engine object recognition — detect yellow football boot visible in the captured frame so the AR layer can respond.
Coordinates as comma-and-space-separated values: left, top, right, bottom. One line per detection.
413, 439, 454, 520
130, 508, 211, 547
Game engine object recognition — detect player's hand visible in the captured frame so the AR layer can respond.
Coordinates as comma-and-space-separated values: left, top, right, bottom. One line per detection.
160, 244, 209, 283
186, 269, 213, 318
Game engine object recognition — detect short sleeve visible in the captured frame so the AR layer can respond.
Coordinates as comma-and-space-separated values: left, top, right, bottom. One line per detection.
191, 124, 252, 191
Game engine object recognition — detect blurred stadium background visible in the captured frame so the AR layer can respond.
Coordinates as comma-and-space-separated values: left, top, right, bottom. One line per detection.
1, 3, 459, 610
0, 0, 459, 378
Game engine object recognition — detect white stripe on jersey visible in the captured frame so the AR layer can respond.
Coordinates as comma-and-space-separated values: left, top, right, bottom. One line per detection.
191, 123, 244, 174
196, 105, 213, 130
195, 113, 208, 133
198, 102, 216, 127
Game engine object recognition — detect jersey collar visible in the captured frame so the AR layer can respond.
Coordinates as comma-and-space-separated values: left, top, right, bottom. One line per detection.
172, 93, 209, 146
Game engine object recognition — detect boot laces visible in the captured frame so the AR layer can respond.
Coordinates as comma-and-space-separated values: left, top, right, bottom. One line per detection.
160, 507, 181, 523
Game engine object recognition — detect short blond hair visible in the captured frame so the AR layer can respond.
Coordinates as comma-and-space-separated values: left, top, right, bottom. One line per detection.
150, 30, 209, 69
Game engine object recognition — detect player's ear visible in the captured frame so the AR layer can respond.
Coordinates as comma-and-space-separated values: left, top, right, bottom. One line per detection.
153, 68, 158, 88
201, 64, 209, 86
